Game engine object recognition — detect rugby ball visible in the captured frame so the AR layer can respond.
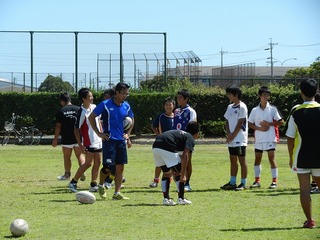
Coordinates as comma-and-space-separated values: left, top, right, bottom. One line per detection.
76, 191, 96, 204
10, 218, 29, 237
123, 117, 133, 131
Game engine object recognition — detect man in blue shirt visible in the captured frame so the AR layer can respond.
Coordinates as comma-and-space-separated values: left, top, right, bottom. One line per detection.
89, 82, 134, 200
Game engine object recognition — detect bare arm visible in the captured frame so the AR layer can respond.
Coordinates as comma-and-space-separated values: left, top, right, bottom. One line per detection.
180, 148, 191, 182
287, 137, 295, 168
52, 123, 61, 147
88, 112, 109, 140
226, 118, 245, 144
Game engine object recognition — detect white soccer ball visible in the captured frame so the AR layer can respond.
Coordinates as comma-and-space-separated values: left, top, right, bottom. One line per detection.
75, 191, 96, 204
123, 117, 133, 131
10, 218, 29, 237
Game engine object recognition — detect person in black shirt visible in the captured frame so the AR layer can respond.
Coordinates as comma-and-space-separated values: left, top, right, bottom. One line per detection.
152, 121, 200, 205
52, 92, 85, 181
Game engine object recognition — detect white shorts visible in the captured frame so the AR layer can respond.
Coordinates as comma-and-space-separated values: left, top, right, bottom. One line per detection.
254, 142, 276, 151
296, 168, 320, 176
152, 148, 181, 168
61, 143, 79, 149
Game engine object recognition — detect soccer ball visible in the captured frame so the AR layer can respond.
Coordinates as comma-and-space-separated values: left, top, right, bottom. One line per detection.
123, 117, 133, 131
10, 218, 29, 237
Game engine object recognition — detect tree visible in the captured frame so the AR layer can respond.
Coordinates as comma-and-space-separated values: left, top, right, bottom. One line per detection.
284, 57, 320, 80
38, 75, 74, 92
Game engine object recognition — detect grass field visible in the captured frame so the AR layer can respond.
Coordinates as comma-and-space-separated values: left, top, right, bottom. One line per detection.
0, 143, 319, 239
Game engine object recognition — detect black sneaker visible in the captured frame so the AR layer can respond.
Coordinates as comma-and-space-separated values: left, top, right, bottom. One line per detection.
235, 183, 246, 191
220, 182, 236, 190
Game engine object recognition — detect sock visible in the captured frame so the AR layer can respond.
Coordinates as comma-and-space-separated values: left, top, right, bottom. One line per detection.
154, 178, 160, 183
230, 176, 237, 185
185, 179, 190, 186
161, 177, 171, 199
241, 178, 247, 186
90, 181, 97, 187
271, 168, 278, 182
254, 165, 261, 181
178, 182, 185, 199
70, 178, 77, 184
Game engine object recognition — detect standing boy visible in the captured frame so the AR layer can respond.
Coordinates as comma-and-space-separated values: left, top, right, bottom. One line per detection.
221, 85, 248, 191
149, 97, 175, 188
52, 92, 85, 181
173, 89, 197, 191
89, 82, 134, 200
286, 78, 320, 228
248, 86, 284, 189
152, 121, 200, 205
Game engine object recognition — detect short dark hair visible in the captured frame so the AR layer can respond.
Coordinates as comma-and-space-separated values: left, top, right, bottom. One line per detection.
185, 121, 200, 135
163, 97, 175, 106
226, 85, 242, 99
115, 82, 130, 93
300, 78, 318, 98
258, 86, 271, 96
78, 88, 90, 101
177, 89, 190, 100
103, 88, 115, 99
59, 92, 71, 103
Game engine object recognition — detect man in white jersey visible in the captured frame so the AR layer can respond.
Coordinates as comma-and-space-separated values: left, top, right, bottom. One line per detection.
220, 85, 248, 191
248, 86, 283, 189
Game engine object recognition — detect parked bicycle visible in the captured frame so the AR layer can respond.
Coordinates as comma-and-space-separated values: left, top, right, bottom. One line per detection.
2, 113, 42, 146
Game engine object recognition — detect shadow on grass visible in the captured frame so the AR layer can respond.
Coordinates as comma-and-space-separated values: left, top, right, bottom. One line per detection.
247, 188, 300, 196
220, 226, 302, 232
122, 203, 163, 207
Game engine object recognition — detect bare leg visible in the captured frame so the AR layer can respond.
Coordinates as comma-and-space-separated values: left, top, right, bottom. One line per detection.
298, 173, 312, 221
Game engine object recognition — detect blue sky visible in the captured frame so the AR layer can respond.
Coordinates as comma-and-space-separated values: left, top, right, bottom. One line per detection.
0, 0, 319, 86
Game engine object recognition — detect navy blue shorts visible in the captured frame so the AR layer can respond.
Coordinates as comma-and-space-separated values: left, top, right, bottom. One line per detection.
102, 139, 128, 167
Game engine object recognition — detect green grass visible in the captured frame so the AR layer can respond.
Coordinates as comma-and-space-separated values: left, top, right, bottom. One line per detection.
0, 144, 319, 239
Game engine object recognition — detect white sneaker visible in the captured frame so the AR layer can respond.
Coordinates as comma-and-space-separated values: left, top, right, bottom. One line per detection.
57, 175, 70, 180
89, 185, 99, 192
104, 182, 112, 189
149, 182, 158, 188
184, 184, 192, 192
163, 198, 176, 206
177, 198, 192, 205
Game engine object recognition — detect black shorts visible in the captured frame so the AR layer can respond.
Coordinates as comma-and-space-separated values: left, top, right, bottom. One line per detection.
86, 147, 102, 153
228, 146, 246, 156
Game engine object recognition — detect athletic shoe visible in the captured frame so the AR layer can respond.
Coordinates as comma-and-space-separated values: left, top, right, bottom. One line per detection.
220, 182, 237, 190
149, 182, 158, 188
163, 198, 176, 206
80, 173, 86, 181
310, 181, 318, 189
250, 181, 261, 188
57, 175, 70, 181
98, 185, 107, 200
89, 185, 99, 192
310, 187, 320, 194
104, 182, 112, 189
112, 193, 129, 200
269, 182, 277, 189
177, 198, 192, 205
184, 184, 193, 192
303, 220, 316, 228
68, 182, 78, 193
235, 183, 246, 191
122, 177, 126, 183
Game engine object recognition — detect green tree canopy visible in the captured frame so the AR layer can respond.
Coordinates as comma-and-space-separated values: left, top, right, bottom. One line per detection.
284, 57, 320, 79
38, 75, 74, 92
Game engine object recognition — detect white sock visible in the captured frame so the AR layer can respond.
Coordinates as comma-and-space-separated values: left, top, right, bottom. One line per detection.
254, 165, 261, 177
271, 168, 278, 179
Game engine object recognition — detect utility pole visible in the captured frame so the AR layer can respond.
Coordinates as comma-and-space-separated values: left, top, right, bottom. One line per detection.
265, 38, 278, 78
220, 47, 227, 78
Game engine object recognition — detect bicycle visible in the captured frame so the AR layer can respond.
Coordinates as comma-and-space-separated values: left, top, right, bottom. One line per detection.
2, 113, 42, 146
